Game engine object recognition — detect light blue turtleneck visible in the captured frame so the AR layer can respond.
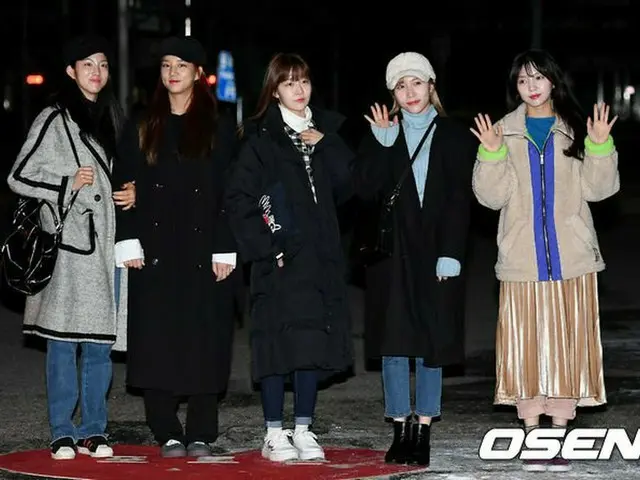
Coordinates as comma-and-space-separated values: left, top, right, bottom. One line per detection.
370, 105, 461, 278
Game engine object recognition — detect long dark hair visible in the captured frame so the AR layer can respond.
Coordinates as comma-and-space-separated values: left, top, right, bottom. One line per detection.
239, 53, 311, 137
507, 49, 586, 159
51, 74, 124, 160
140, 73, 218, 165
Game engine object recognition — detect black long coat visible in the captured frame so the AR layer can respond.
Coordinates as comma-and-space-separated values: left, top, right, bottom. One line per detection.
114, 113, 240, 395
354, 115, 476, 367
224, 104, 354, 381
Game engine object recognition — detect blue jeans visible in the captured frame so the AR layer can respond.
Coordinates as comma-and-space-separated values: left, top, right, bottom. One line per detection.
261, 370, 318, 428
46, 340, 113, 443
382, 356, 442, 418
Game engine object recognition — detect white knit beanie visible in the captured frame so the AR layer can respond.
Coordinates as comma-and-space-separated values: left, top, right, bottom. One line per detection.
385, 52, 436, 90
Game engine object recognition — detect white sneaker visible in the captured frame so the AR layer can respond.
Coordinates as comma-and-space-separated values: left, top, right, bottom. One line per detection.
262, 429, 299, 462
293, 429, 325, 461
76, 436, 114, 458
50, 437, 76, 460
51, 446, 76, 460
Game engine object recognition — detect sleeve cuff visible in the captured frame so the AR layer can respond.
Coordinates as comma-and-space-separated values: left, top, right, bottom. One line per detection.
478, 144, 508, 162
436, 257, 461, 277
371, 123, 400, 147
212, 252, 237, 267
115, 239, 144, 267
584, 135, 614, 156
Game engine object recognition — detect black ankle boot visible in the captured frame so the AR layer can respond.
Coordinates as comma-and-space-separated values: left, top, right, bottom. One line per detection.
410, 423, 431, 466
384, 420, 412, 464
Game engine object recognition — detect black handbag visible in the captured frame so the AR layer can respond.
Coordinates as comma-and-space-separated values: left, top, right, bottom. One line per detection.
356, 120, 436, 266
0, 111, 81, 296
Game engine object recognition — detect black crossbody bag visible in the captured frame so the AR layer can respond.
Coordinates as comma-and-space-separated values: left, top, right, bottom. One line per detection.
356, 120, 436, 266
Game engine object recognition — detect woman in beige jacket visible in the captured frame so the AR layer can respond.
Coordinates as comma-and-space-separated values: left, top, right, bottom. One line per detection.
471, 49, 619, 473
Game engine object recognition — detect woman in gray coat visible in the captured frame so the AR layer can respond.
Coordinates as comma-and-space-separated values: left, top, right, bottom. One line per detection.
6, 35, 134, 460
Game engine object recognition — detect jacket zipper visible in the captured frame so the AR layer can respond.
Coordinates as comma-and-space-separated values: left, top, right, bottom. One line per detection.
526, 132, 553, 281
539, 148, 552, 280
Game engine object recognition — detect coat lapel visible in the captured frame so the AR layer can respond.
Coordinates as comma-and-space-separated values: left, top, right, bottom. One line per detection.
390, 126, 423, 231
420, 121, 445, 226
80, 132, 113, 183
257, 106, 319, 211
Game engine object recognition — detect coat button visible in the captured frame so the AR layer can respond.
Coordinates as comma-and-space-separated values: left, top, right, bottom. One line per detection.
154, 221, 159, 227
194, 188, 200, 194
94, 194, 101, 202
194, 226, 201, 233
151, 258, 159, 266
197, 264, 202, 269
325, 325, 332, 333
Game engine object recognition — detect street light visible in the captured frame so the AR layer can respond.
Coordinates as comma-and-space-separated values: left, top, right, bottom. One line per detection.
25, 74, 44, 85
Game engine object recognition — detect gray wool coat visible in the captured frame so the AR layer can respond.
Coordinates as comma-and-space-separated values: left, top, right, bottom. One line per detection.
7, 106, 128, 350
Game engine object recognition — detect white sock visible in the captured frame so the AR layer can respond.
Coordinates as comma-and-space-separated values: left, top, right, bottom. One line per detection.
267, 426, 282, 436
294, 424, 309, 434
393, 417, 406, 422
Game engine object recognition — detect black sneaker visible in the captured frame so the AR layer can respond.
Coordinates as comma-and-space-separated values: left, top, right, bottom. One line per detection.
161, 439, 187, 458
51, 437, 77, 460
77, 435, 114, 458
187, 441, 213, 457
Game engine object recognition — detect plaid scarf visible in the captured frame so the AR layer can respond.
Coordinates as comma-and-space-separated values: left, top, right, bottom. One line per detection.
283, 123, 317, 203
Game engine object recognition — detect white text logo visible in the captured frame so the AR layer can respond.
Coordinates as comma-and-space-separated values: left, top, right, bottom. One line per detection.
478, 428, 640, 461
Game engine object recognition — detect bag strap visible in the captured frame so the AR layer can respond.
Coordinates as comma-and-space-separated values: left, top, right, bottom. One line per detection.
384, 119, 437, 208
58, 111, 82, 225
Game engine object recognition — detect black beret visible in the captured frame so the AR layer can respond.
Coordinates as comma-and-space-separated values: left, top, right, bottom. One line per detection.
63, 35, 112, 67
158, 36, 207, 65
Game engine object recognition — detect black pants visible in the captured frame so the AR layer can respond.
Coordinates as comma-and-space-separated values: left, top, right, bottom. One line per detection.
143, 389, 219, 445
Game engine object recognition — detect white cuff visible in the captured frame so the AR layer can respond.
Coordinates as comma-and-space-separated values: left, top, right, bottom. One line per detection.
212, 252, 237, 267
115, 239, 144, 267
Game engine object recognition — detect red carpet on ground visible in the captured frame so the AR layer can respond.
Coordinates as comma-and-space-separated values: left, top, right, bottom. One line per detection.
0, 445, 429, 479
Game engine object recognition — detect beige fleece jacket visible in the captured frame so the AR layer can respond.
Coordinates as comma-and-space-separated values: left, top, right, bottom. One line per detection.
472, 103, 620, 282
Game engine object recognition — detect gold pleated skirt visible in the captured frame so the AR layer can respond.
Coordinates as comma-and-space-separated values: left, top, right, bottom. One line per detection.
494, 272, 606, 407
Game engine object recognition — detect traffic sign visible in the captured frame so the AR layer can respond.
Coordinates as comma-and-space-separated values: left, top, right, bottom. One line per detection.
216, 50, 236, 103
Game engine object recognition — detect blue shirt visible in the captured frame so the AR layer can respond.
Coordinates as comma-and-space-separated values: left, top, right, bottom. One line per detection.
526, 116, 555, 150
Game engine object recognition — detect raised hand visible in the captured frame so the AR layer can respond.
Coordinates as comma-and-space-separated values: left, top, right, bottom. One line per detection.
364, 103, 399, 128
587, 103, 618, 144
470, 114, 503, 153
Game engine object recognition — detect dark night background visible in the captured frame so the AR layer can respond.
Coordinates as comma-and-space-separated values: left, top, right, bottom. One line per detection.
1, 4, 640, 476
0, 0, 640, 480
0, 0, 637, 282
1, 1, 637, 140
